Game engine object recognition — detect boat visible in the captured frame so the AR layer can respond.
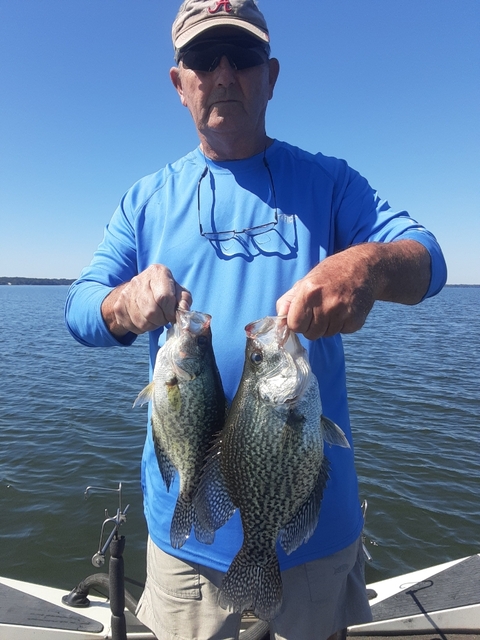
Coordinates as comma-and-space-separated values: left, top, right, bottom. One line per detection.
0, 574, 153, 640
349, 552, 480, 636
2, 552, 478, 639
1, 486, 478, 638
0, 573, 269, 639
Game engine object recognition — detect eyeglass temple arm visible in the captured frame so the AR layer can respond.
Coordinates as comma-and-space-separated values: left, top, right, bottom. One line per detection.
197, 165, 209, 235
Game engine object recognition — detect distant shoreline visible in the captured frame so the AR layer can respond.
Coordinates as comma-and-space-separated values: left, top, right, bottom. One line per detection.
444, 284, 480, 288
0, 277, 75, 286
0, 278, 478, 288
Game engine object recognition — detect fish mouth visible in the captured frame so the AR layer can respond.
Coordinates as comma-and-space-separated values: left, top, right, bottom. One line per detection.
166, 309, 211, 343
176, 308, 211, 334
164, 309, 212, 381
246, 316, 312, 405
245, 316, 289, 346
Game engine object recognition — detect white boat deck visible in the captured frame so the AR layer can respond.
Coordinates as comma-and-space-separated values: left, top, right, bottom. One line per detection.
349, 554, 480, 638
349, 635, 480, 640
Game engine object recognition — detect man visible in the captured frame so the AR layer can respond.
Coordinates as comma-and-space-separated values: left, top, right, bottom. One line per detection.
65, 1, 447, 638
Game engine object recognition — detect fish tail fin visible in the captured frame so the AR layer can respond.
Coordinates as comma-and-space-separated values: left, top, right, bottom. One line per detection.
171, 490, 216, 548
218, 547, 282, 622
170, 496, 194, 549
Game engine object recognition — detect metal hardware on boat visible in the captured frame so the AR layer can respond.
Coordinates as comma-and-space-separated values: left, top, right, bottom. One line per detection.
361, 499, 373, 562
84, 482, 130, 567
362, 543, 373, 563
77, 481, 131, 640
92, 551, 106, 568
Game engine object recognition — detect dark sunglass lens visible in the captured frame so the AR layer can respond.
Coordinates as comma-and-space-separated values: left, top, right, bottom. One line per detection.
232, 49, 266, 70
181, 50, 214, 72
181, 44, 267, 72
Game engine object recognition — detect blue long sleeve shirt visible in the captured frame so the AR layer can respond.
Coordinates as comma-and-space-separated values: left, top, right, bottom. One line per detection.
65, 140, 447, 571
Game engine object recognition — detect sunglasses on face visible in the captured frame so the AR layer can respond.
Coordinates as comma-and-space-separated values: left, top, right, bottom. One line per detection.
179, 42, 268, 72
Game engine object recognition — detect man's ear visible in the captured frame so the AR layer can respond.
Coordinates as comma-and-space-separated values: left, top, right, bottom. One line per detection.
170, 66, 187, 107
268, 58, 280, 101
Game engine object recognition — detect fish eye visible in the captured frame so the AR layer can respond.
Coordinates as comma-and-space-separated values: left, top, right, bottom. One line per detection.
250, 351, 263, 365
197, 336, 208, 346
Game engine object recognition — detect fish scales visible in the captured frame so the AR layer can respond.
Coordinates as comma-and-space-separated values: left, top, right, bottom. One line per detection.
222, 380, 324, 533
195, 315, 350, 621
134, 308, 226, 549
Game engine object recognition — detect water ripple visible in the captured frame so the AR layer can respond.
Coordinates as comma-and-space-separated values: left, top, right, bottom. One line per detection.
0, 285, 479, 588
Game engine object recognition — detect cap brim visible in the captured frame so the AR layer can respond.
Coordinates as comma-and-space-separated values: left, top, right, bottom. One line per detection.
174, 18, 269, 50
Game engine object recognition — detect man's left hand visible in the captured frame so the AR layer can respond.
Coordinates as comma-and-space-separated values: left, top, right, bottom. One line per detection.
276, 240, 431, 341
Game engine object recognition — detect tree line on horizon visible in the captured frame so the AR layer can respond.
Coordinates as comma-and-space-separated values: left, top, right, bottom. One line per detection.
0, 277, 75, 286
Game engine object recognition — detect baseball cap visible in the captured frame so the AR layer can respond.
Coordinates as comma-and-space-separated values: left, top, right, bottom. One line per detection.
172, 0, 270, 52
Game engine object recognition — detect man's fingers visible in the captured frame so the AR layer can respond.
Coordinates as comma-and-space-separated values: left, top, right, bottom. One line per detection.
108, 265, 192, 335
277, 282, 320, 337
177, 285, 192, 312
276, 281, 300, 317
145, 266, 192, 325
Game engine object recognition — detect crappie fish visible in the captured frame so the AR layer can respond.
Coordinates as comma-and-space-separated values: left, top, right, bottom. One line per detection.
134, 309, 226, 549
195, 315, 350, 620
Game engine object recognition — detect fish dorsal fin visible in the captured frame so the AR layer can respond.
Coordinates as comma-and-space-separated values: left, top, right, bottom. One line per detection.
132, 381, 155, 408
321, 415, 350, 448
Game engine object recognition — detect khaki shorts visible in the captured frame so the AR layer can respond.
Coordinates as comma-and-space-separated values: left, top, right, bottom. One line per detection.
135, 536, 372, 640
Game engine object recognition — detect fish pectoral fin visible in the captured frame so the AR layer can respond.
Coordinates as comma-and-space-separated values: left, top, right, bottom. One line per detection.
321, 415, 350, 448
278, 456, 330, 555
132, 381, 155, 408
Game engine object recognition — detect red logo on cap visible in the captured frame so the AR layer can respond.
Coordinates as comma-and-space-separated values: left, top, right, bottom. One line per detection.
208, 0, 233, 14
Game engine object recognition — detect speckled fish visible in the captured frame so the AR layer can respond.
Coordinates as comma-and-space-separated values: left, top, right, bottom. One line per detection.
134, 308, 226, 549
195, 315, 350, 621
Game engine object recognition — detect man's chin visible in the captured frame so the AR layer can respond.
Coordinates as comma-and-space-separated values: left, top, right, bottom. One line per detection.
210, 100, 243, 115
206, 111, 245, 131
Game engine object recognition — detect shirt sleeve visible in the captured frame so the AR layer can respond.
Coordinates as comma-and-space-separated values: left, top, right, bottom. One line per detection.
64, 191, 139, 348
332, 161, 447, 299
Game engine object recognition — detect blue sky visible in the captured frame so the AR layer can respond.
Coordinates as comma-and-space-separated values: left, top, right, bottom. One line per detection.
1, 0, 479, 283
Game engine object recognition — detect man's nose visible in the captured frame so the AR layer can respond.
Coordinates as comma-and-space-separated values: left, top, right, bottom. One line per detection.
214, 55, 236, 85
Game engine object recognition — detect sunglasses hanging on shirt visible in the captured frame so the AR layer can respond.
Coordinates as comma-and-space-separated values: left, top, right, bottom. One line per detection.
197, 149, 278, 242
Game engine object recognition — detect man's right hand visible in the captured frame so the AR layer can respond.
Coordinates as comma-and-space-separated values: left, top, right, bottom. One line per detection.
101, 264, 192, 338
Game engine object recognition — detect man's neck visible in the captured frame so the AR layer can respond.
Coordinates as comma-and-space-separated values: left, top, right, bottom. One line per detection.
199, 132, 273, 162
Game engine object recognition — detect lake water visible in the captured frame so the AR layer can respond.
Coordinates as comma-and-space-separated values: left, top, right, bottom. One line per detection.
0, 285, 478, 596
